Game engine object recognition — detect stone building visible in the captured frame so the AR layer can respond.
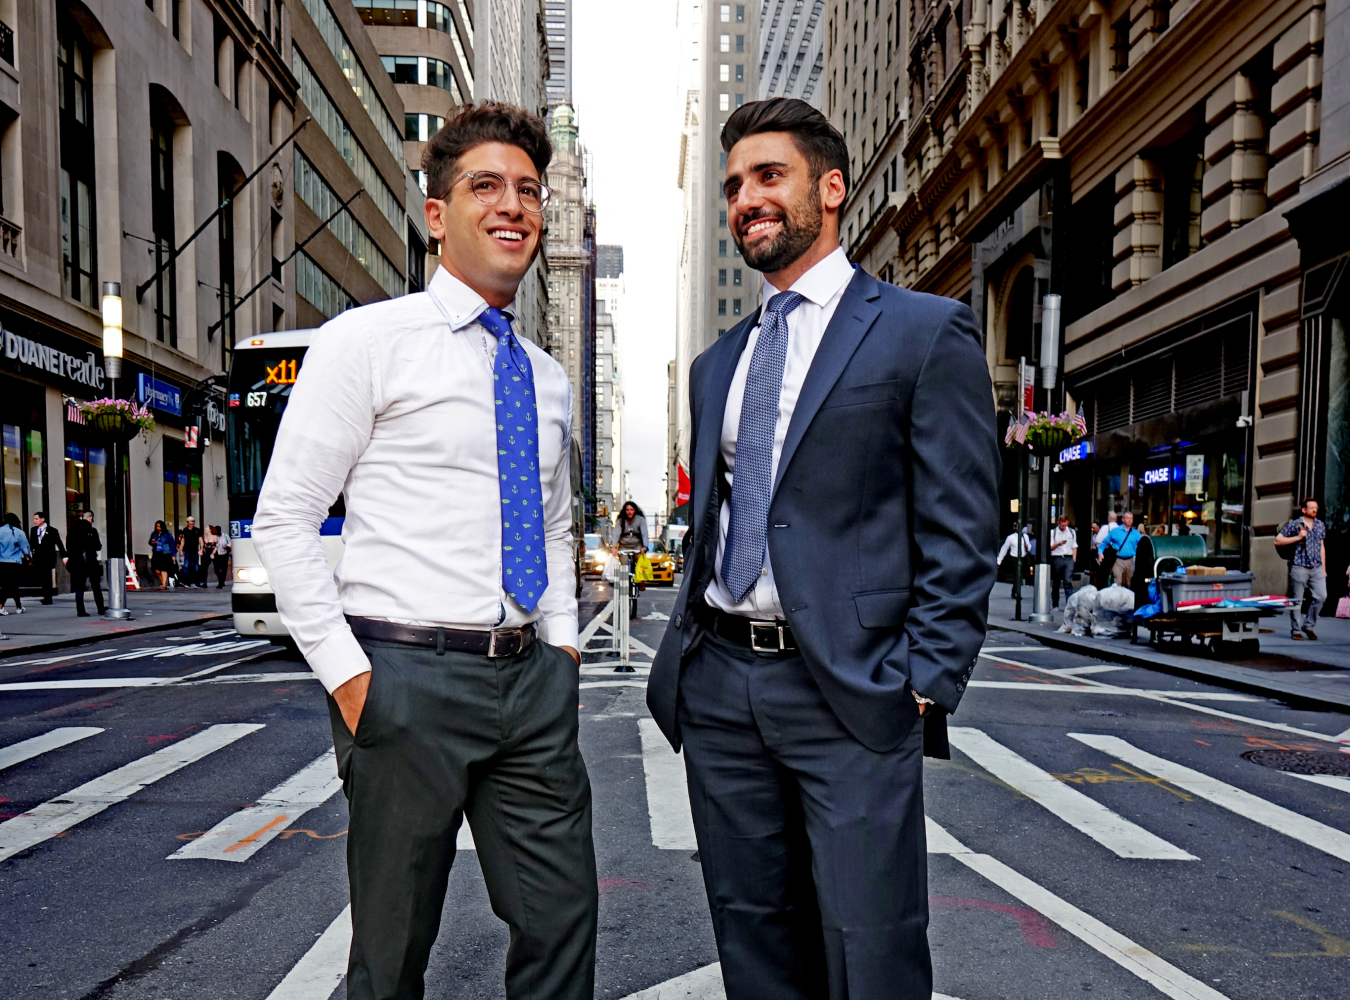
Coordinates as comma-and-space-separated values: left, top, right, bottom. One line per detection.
759, 0, 828, 107
595, 244, 623, 517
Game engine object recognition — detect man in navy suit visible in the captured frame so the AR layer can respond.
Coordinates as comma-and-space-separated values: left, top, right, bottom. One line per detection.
648, 98, 999, 999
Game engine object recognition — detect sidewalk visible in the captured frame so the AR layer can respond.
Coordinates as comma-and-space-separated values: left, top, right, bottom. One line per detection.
988, 586, 1350, 712
0, 585, 232, 659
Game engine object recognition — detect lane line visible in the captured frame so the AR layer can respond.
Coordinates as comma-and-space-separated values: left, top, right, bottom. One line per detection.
0, 648, 116, 667
175, 650, 276, 680
0, 728, 104, 772
1048, 665, 1130, 677
581, 666, 651, 677
638, 718, 697, 850
580, 680, 649, 690
1069, 734, 1350, 864
1288, 772, 1350, 795
966, 682, 1254, 701
264, 905, 351, 1000
189, 672, 318, 685
980, 653, 1344, 745
926, 817, 1228, 1000
617, 963, 963, 1000
169, 752, 343, 862
948, 728, 1195, 860
579, 601, 614, 647
0, 724, 264, 863
0, 677, 178, 691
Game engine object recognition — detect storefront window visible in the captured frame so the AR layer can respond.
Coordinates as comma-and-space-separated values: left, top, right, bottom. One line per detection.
3, 424, 21, 517
1324, 316, 1349, 599
64, 431, 107, 545
162, 439, 201, 539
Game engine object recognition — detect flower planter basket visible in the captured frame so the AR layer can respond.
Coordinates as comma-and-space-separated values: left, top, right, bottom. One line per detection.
1027, 426, 1072, 456
80, 399, 154, 441
86, 411, 141, 441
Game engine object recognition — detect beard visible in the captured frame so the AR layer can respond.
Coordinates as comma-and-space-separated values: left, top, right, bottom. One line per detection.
732, 182, 824, 273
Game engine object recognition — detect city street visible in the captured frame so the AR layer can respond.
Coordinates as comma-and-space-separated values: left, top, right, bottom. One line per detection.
2, 576, 1349, 1000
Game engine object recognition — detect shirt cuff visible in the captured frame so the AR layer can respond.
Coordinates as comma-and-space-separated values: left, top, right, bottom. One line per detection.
542, 613, 579, 651
912, 690, 935, 706
304, 625, 373, 694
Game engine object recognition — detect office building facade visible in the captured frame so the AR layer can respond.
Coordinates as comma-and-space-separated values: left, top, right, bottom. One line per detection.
595, 244, 623, 516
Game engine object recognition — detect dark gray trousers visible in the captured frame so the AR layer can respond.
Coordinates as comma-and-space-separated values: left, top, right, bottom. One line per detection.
328, 637, 597, 1000
678, 634, 930, 1000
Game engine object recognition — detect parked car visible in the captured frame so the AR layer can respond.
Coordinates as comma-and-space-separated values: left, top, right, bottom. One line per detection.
583, 532, 607, 578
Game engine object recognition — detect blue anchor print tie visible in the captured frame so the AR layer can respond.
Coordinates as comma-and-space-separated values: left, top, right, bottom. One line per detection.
721, 290, 804, 602
480, 306, 549, 612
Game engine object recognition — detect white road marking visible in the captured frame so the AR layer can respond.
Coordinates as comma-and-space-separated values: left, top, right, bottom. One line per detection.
0, 727, 103, 772
176, 651, 277, 681
169, 752, 342, 861
1047, 665, 1130, 677
1288, 772, 1350, 794
1335, 727, 1350, 743
638, 718, 697, 850
980, 652, 1345, 745
265, 904, 351, 1000
966, 681, 1255, 701
948, 728, 1195, 860
580, 680, 648, 689
0, 677, 177, 691
0, 648, 115, 666
926, 817, 1229, 1000
0, 724, 264, 862
579, 601, 615, 648
89, 639, 272, 661
457, 821, 475, 851
189, 672, 318, 685
621, 963, 723, 999
1069, 734, 1350, 864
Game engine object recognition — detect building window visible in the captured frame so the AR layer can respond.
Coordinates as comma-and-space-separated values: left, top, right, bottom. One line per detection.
718, 328, 727, 336
720, 3, 730, 21
720, 34, 730, 52
735, 4, 745, 22
297, 251, 356, 318
217, 159, 241, 357
150, 101, 177, 346
407, 221, 427, 293
736, 34, 744, 53
720, 93, 730, 112
720, 63, 729, 82
405, 113, 446, 141
58, 14, 97, 308
720, 151, 727, 168
718, 239, 727, 256
736, 64, 744, 82
733, 268, 742, 285
718, 268, 727, 285
735, 93, 745, 107
733, 299, 742, 315
719, 210, 727, 228
718, 298, 727, 315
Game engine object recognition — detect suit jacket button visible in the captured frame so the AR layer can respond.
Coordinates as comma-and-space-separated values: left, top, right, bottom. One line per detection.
673, 614, 683, 629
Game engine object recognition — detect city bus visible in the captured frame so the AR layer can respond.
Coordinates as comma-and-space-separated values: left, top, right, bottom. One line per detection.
226, 328, 588, 640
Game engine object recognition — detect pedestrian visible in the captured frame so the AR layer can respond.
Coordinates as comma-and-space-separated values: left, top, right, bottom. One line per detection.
996, 525, 1033, 597
180, 517, 205, 588
212, 527, 231, 589
1099, 511, 1141, 588
1093, 513, 1116, 586
149, 520, 175, 590
65, 510, 105, 617
1276, 496, 1327, 640
1049, 513, 1077, 609
1088, 522, 1101, 563
253, 102, 595, 1000
29, 512, 66, 605
0, 511, 30, 614
649, 98, 999, 1000
611, 501, 649, 619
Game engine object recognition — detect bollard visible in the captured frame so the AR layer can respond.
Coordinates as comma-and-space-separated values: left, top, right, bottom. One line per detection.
1030, 563, 1055, 624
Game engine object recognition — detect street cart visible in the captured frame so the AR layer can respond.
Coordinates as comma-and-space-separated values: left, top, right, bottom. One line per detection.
1129, 535, 1294, 657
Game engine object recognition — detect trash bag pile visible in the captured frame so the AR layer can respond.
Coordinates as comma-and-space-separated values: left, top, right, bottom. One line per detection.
1057, 585, 1098, 636
1091, 584, 1137, 638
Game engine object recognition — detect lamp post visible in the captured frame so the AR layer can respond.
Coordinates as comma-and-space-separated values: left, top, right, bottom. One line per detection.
102, 282, 132, 619
1030, 293, 1062, 625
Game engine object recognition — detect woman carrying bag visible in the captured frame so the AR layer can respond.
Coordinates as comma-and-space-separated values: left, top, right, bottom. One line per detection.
149, 520, 175, 590
0, 511, 32, 614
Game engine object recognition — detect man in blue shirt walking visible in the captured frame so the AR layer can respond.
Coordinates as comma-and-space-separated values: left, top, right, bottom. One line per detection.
1100, 511, 1142, 588
1276, 497, 1327, 640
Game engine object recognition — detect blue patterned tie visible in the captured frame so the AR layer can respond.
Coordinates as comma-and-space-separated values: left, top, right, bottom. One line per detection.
480, 306, 549, 612
721, 290, 805, 602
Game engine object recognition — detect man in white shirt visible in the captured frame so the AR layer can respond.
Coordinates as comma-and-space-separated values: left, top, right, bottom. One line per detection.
1049, 514, 1078, 608
254, 103, 594, 1000
996, 526, 1033, 597
649, 99, 999, 1000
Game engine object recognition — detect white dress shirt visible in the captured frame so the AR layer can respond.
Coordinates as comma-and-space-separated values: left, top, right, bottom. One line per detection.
704, 246, 855, 619
996, 530, 1031, 564
1094, 522, 1114, 549
1050, 526, 1077, 557
253, 267, 577, 693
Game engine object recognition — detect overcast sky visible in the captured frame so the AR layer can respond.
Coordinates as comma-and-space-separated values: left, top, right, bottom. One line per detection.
571, 0, 682, 520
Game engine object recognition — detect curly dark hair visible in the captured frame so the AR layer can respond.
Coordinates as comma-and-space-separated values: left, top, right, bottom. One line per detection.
422, 101, 553, 202
721, 97, 850, 195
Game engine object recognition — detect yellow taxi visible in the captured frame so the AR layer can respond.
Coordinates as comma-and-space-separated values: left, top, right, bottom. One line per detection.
645, 539, 675, 586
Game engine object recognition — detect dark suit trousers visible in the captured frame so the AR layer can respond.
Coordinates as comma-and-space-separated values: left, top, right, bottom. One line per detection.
70, 561, 105, 614
678, 634, 931, 1000
328, 637, 597, 1000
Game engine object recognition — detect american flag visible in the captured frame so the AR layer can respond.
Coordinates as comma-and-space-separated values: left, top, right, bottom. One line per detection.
1072, 411, 1088, 436
1013, 412, 1031, 444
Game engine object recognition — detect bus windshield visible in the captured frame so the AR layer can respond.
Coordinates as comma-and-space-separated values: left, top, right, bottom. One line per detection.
226, 348, 308, 498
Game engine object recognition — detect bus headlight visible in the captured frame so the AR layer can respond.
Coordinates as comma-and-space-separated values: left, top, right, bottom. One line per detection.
236, 566, 269, 586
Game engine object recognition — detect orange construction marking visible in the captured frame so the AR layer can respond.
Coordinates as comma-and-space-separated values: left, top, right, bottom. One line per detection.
223, 813, 290, 853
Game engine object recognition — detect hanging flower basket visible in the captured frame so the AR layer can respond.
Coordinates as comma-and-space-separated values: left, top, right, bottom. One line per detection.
80, 398, 155, 442
1005, 410, 1087, 456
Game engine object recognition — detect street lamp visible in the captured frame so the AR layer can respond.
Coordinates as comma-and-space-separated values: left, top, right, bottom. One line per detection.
1030, 293, 1062, 625
102, 281, 132, 619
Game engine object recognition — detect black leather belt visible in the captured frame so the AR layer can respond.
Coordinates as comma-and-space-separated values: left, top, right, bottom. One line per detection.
696, 602, 797, 654
347, 616, 537, 657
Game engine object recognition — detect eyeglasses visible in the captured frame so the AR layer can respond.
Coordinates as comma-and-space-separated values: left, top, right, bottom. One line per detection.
454, 170, 551, 214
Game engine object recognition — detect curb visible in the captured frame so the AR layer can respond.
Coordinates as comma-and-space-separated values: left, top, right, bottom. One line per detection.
0, 613, 231, 662
989, 617, 1350, 714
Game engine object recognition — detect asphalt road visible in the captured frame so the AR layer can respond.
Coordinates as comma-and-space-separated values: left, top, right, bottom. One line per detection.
1, 575, 1349, 999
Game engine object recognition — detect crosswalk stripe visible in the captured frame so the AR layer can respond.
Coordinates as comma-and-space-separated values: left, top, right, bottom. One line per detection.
0, 724, 264, 863
168, 752, 343, 862
0, 727, 103, 771
264, 904, 350, 1000
638, 718, 697, 850
579, 601, 615, 647
617, 961, 963, 999
1288, 772, 1350, 795
965, 682, 1255, 701
948, 728, 1196, 860
1069, 734, 1350, 864
926, 817, 1228, 1000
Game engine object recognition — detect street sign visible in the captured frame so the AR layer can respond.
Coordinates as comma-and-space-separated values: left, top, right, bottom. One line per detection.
1185, 454, 1204, 494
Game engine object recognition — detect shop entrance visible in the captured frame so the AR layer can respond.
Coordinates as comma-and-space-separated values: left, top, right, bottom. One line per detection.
0, 379, 48, 529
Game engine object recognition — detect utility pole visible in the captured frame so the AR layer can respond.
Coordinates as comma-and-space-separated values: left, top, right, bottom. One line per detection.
1030, 294, 1062, 625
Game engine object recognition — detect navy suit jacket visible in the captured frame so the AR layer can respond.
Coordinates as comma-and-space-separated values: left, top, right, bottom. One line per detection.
648, 268, 1000, 753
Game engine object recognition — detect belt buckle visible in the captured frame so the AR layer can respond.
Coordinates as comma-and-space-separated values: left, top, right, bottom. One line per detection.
488, 627, 523, 658
749, 620, 783, 653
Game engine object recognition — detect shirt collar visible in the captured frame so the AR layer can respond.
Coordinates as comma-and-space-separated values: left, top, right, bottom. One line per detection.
428, 266, 516, 332
763, 246, 855, 308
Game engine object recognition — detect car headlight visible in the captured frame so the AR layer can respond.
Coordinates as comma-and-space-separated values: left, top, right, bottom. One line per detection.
235, 566, 269, 586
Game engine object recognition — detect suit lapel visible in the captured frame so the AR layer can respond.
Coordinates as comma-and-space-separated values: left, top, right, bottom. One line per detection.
773, 269, 882, 493
693, 315, 758, 501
